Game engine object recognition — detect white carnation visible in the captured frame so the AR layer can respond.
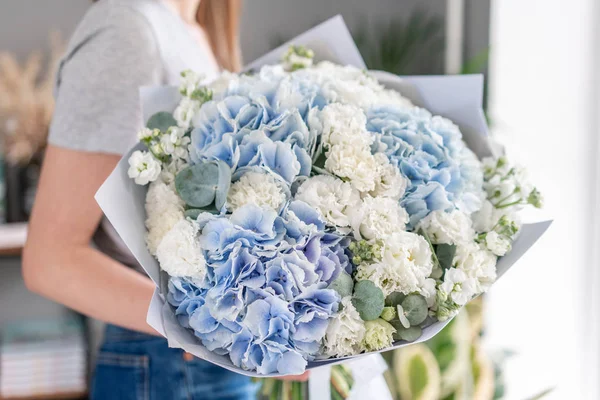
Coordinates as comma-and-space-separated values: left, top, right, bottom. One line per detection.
156, 219, 206, 279
145, 180, 185, 255
417, 210, 475, 245
325, 144, 380, 193
484, 231, 511, 256
173, 97, 201, 130
311, 104, 371, 148
322, 297, 366, 358
356, 231, 434, 296
453, 242, 497, 292
226, 171, 286, 212
350, 196, 408, 240
371, 153, 408, 200
295, 175, 361, 230
128, 150, 161, 185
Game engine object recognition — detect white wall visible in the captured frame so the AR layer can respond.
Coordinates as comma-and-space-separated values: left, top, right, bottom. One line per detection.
486, 0, 598, 398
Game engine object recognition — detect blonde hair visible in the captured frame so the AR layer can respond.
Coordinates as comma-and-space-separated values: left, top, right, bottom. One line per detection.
196, 0, 243, 72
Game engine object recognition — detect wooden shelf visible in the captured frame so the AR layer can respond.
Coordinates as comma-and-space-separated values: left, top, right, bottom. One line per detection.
0, 223, 27, 256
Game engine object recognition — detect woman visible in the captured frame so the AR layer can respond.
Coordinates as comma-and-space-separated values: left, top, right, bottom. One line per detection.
22, 0, 306, 398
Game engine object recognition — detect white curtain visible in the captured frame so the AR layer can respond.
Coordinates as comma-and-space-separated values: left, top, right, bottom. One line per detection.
486, 0, 599, 398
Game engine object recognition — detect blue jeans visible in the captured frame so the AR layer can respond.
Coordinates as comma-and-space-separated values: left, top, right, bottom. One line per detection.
91, 325, 259, 400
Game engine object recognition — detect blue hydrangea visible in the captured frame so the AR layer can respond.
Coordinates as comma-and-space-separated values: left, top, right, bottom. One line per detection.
367, 106, 483, 226
168, 202, 345, 375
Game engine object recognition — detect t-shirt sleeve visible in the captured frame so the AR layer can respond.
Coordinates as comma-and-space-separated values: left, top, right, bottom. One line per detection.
48, 8, 162, 155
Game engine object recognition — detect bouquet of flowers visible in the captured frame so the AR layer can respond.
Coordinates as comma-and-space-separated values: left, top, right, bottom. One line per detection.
96, 17, 550, 385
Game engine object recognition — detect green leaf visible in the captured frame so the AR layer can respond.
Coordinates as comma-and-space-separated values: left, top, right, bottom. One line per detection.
184, 209, 202, 220
435, 244, 456, 271
146, 111, 177, 131
175, 161, 231, 208
385, 291, 406, 307
328, 271, 354, 298
401, 294, 428, 325
351, 280, 385, 321
397, 325, 423, 342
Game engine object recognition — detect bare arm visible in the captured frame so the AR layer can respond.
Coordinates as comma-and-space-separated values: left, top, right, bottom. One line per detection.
23, 145, 158, 335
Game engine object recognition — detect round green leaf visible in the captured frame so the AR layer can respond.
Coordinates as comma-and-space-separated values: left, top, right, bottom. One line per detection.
351, 280, 385, 321
385, 291, 406, 307
184, 209, 202, 220
397, 326, 423, 342
146, 111, 177, 131
328, 271, 354, 298
175, 161, 231, 208
401, 294, 428, 326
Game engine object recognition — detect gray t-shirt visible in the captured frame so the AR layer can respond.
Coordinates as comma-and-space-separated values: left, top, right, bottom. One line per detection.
49, 0, 219, 269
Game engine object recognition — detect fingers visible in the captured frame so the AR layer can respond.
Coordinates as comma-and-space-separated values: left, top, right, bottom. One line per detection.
278, 371, 310, 382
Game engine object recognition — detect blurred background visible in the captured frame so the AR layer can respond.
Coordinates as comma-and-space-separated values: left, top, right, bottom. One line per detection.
0, 0, 594, 399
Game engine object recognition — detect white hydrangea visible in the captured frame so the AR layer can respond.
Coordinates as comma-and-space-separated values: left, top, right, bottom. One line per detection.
417, 210, 475, 245
295, 175, 361, 230
356, 231, 434, 296
484, 231, 511, 256
128, 150, 161, 185
453, 242, 497, 292
350, 196, 408, 240
322, 297, 366, 358
156, 219, 206, 279
324, 144, 380, 193
145, 180, 185, 255
160, 127, 190, 160
439, 268, 478, 306
371, 153, 408, 200
311, 104, 371, 148
226, 171, 286, 212
173, 97, 201, 130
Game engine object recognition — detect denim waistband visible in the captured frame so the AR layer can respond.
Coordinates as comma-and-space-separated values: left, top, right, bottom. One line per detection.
102, 324, 166, 344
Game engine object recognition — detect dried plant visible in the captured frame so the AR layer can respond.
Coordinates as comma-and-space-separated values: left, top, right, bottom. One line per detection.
0, 32, 63, 165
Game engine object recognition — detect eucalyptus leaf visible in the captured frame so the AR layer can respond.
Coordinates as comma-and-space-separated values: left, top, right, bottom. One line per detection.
396, 325, 423, 342
175, 161, 231, 208
351, 280, 385, 321
435, 243, 456, 271
328, 272, 354, 298
184, 209, 203, 220
385, 291, 406, 307
401, 294, 428, 325
146, 111, 177, 131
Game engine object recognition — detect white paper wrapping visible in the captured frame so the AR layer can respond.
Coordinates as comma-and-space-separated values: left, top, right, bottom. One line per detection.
95, 15, 552, 379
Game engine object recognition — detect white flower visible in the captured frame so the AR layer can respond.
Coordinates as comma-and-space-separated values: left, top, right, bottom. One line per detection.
295, 175, 361, 230
361, 319, 396, 352
453, 242, 497, 292
440, 268, 478, 306
226, 171, 287, 212
180, 70, 205, 97
160, 127, 191, 160
350, 196, 408, 240
419, 277, 437, 308
322, 297, 366, 358
137, 127, 156, 141
370, 153, 408, 200
375, 88, 414, 109
417, 210, 475, 245
356, 231, 434, 296
208, 71, 237, 97
128, 151, 161, 185
311, 104, 371, 148
173, 97, 201, 130
160, 158, 188, 185
283, 52, 313, 71
472, 200, 521, 233
145, 180, 185, 255
324, 144, 380, 192
484, 231, 511, 256
156, 219, 206, 279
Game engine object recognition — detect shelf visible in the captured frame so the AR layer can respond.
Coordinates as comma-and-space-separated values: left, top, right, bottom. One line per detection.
0, 223, 27, 256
